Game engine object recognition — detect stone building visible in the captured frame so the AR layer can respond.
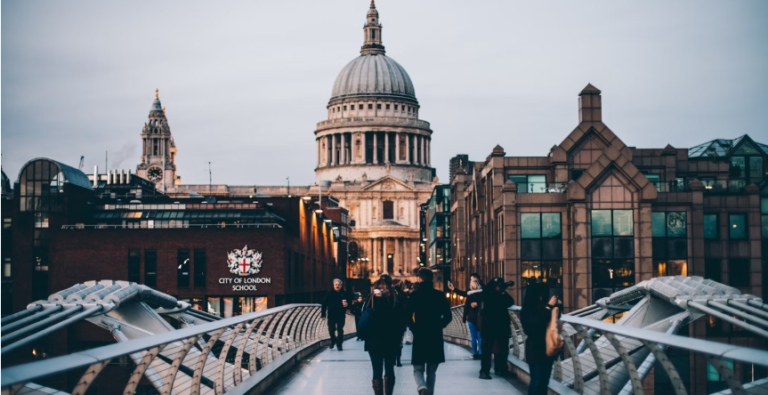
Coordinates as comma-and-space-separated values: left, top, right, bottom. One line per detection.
135, 89, 179, 192
316, 1, 437, 281
450, 84, 767, 318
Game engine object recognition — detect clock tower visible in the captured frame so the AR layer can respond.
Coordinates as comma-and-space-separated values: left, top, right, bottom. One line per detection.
137, 89, 179, 191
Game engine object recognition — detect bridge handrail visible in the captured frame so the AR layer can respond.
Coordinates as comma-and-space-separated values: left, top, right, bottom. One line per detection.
1, 303, 349, 393
445, 304, 768, 395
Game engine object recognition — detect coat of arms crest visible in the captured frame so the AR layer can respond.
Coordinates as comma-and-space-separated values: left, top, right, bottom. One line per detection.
227, 245, 263, 276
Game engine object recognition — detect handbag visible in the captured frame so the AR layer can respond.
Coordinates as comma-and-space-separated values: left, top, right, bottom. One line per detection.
545, 307, 564, 357
357, 295, 375, 340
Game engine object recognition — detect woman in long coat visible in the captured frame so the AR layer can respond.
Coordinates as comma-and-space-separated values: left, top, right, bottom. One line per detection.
364, 275, 405, 395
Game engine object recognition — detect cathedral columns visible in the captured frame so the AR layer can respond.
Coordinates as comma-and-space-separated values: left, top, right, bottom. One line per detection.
317, 139, 321, 167
382, 238, 389, 274
405, 134, 410, 164
341, 133, 346, 164
426, 139, 430, 166
394, 237, 401, 274
384, 132, 390, 164
360, 132, 366, 164
421, 136, 425, 166
373, 237, 380, 275
331, 134, 337, 165
373, 132, 378, 164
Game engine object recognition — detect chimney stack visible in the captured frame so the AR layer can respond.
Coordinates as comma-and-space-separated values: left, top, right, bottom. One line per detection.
578, 83, 602, 123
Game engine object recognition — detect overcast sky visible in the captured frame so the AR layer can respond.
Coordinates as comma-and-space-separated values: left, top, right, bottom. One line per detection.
2, 0, 767, 186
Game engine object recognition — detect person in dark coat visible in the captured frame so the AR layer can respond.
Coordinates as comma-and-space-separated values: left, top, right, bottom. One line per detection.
406, 268, 452, 395
462, 280, 483, 359
364, 275, 405, 395
521, 283, 559, 395
321, 278, 353, 350
478, 277, 515, 380
351, 294, 365, 341
447, 272, 483, 297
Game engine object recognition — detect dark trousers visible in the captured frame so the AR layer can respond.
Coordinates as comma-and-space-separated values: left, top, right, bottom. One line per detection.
480, 337, 509, 374
327, 316, 345, 346
369, 352, 396, 380
528, 361, 553, 395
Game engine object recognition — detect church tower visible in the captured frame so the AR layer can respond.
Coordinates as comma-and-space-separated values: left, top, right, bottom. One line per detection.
136, 89, 178, 191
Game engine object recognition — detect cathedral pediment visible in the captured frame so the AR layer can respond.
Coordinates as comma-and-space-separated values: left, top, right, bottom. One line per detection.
362, 176, 415, 191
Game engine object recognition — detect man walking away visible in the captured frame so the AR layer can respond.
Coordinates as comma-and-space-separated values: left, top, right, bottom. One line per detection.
407, 268, 452, 395
447, 272, 483, 297
478, 277, 515, 380
321, 278, 351, 350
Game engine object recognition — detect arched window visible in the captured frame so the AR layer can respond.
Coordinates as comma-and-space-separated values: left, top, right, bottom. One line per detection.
383, 201, 394, 220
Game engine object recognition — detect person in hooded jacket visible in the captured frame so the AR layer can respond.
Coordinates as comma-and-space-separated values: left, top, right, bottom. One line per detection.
478, 277, 515, 380
521, 282, 559, 395
406, 268, 452, 395
462, 280, 483, 359
364, 274, 406, 395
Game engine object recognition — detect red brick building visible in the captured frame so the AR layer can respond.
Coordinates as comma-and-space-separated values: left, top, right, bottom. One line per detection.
2, 158, 349, 318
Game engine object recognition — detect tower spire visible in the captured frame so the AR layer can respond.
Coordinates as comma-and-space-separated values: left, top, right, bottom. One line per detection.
361, 1, 385, 55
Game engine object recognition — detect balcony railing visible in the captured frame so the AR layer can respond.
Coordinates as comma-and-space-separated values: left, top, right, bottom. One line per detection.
316, 116, 431, 131
517, 182, 568, 193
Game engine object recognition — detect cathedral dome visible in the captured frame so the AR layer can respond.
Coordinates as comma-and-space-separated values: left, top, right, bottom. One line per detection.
330, 54, 416, 103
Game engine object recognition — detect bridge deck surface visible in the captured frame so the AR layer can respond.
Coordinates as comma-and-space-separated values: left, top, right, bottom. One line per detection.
266, 338, 525, 394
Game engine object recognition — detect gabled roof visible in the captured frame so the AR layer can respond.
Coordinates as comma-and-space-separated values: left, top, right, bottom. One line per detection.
688, 134, 768, 158
361, 175, 415, 191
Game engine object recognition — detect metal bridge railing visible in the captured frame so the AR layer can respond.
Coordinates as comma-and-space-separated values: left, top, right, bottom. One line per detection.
443, 305, 768, 395
1, 304, 355, 395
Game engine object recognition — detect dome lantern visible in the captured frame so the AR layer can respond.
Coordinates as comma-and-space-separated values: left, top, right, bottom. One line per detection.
361, 0, 384, 55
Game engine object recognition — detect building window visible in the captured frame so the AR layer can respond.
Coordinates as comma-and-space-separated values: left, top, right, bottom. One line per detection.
644, 173, 661, 190
34, 212, 49, 228
652, 211, 687, 277
762, 197, 768, 238
728, 259, 750, 287
377, 104, 381, 110
394, 105, 398, 110
3, 258, 11, 278
508, 174, 546, 193
343, 106, 347, 111
368, 104, 373, 109
521, 213, 562, 292
591, 210, 635, 295
3, 218, 11, 229
144, 250, 157, 289
194, 249, 206, 289
571, 169, 585, 181
177, 249, 190, 288
337, 106, 340, 112
704, 214, 718, 239
128, 250, 140, 283
705, 258, 721, 283
728, 214, 747, 239
383, 201, 394, 220
407, 106, 411, 112
359, 104, 363, 110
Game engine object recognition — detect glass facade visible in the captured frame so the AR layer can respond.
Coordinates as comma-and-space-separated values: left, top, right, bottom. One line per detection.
652, 211, 688, 277
427, 186, 451, 268
591, 210, 635, 297
728, 214, 747, 239
508, 174, 546, 193
521, 213, 562, 295
704, 214, 718, 239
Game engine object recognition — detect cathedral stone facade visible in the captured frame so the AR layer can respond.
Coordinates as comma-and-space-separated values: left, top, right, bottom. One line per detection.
134, 2, 435, 282
317, 1, 437, 281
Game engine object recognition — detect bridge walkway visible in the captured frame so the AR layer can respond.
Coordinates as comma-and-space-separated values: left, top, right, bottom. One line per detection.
265, 338, 526, 395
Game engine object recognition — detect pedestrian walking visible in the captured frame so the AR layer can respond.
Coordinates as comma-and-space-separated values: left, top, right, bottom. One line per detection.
462, 281, 483, 360
447, 273, 482, 297
364, 275, 406, 395
352, 294, 365, 341
521, 283, 560, 395
406, 268, 452, 395
478, 277, 515, 380
321, 278, 352, 351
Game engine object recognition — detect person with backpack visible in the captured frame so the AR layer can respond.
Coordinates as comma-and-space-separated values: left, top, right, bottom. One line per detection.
478, 277, 515, 380
462, 280, 483, 359
361, 275, 405, 395
406, 268, 452, 395
521, 283, 561, 395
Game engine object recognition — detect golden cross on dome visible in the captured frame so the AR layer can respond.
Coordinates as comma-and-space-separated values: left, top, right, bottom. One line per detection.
154, 89, 159, 99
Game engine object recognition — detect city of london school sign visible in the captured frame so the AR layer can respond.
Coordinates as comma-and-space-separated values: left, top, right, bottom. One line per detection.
220, 245, 272, 291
